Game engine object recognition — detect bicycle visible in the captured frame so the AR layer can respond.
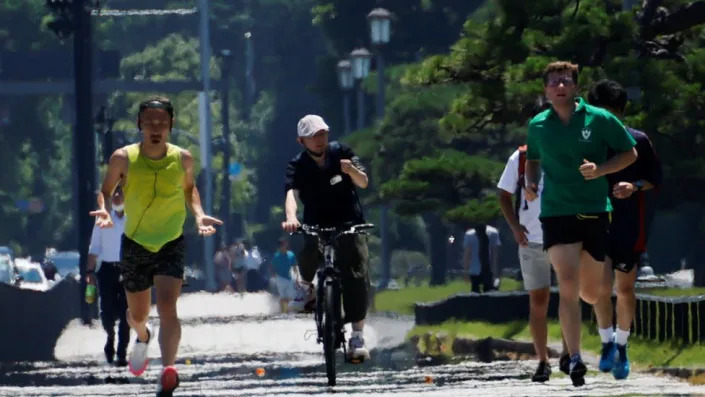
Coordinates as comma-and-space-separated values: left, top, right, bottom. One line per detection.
294, 223, 374, 386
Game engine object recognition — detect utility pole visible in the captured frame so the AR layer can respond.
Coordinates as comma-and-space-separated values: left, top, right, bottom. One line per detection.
46, 0, 96, 325
219, 50, 232, 248
198, 0, 216, 291
73, 0, 96, 326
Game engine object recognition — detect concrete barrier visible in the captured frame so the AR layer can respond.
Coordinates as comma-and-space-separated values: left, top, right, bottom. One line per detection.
0, 278, 80, 362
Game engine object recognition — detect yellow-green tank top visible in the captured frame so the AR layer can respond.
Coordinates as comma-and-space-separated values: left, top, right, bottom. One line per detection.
123, 143, 186, 252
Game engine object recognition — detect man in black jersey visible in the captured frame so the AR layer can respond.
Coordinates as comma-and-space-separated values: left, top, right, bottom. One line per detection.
588, 80, 662, 380
281, 114, 370, 361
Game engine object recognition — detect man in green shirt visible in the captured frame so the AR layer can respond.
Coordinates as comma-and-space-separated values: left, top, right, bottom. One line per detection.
91, 97, 223, 396
525, 62, 637, 387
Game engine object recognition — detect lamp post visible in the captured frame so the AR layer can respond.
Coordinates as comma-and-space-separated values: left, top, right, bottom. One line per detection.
368, 7, 392, 288
367, 8, 391, 121
336, 59, 354, 135
219, 49, 232, 248
350, 47, 371, 130
244, 31, 255, 122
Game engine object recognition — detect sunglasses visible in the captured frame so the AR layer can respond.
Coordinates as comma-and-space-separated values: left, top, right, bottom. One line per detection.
546, 77, 575, 87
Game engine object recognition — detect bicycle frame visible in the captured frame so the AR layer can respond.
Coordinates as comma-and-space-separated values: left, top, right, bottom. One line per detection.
294, 223, 374, 386
315, 241, 342, 345
296, 224, 374, 341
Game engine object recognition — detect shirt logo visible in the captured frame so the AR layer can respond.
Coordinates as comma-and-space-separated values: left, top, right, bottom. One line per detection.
330, 175, 342, 185
580, 128, 592, 142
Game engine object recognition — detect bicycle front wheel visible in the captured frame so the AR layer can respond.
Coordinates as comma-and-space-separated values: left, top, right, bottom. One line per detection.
323, 280, 338, 386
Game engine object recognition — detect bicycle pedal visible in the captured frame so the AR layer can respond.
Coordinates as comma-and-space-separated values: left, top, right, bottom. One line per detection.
303, 330, 318, 341
346, 357, 364, 364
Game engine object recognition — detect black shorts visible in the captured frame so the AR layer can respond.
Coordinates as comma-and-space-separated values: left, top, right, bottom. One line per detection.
541, 213, 610, 262
120, 234, 185, 293
298, 234, 370, 323
607, 242, 642, 273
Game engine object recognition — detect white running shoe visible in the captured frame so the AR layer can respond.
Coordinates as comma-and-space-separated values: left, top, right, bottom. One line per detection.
128, 325, 152, 377
347, 331, 370, 361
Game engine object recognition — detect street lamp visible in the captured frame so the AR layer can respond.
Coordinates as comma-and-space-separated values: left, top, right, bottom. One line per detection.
350, 47, 371, 130
336, 59, 353, 134
367, 7, 392, 288
368, 8, 391, 46
367, 8, 391, 122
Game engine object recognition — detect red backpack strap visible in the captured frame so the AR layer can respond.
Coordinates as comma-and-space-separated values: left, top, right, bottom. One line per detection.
517, 145, 527, 176
515, 145, 528, 217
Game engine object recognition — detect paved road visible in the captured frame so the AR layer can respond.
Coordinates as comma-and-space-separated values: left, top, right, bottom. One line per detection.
1, 293, 704, 396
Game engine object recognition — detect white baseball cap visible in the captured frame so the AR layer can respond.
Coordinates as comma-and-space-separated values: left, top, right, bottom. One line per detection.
297, 114, 329, 138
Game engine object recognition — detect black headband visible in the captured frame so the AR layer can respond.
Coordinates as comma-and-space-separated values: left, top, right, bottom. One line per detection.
139, 100, 174, 118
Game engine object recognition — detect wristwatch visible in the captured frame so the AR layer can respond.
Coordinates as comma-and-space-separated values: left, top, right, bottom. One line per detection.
634, 180, 644, 191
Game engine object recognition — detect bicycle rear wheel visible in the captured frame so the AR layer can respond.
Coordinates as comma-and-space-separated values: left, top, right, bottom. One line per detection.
323, 280, 338, 386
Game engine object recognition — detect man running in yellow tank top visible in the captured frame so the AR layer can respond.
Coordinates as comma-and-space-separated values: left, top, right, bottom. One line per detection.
90, 97, 222, 396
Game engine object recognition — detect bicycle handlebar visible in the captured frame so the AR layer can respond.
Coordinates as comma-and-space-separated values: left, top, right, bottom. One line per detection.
293, 223, 375, 239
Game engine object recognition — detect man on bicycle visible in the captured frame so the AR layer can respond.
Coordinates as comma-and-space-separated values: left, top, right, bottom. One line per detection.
281, 114, 371, 361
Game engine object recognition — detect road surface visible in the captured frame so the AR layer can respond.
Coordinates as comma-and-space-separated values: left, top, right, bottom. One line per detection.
1, 292, 703, 396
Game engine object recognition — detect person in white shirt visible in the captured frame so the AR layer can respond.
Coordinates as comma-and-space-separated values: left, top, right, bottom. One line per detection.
496, 98, 568, 382
462, 224, 501, 292
242, 241, 264, 292
87, 186, 129, 366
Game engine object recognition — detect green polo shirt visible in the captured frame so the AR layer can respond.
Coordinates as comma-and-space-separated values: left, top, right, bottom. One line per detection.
527, 97, 636, 217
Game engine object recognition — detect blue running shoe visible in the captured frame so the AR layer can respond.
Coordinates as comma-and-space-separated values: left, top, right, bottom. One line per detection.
612, 344, 630, 380
599, 340, 616, 372
569, 355, 587, 387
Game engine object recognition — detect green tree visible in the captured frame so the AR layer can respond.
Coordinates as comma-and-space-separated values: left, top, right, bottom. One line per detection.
311, 0, 488, 137
380, 150, 502, 284
407, 0, 705, 274
0, 2, 77, 256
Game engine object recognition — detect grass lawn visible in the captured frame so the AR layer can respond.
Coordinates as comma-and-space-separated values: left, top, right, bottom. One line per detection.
374, 277, 522, 315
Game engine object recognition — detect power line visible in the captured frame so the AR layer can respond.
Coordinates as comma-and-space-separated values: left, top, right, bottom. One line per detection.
91, 8, 198, 17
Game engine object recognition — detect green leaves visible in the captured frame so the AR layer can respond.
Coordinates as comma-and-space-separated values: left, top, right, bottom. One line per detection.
445, 196, 501, 224
395, 0, 705, 206
381, 150, 503, 223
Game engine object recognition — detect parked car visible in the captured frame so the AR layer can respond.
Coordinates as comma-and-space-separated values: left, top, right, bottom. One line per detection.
14, 259, 51, 292
0, 255, 19, 286
0, 246, 14, 261
45, 250, 80, 281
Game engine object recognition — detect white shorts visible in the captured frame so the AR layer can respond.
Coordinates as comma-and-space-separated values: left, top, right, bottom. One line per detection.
519, 243, 551, 291
275, 276, 296, 300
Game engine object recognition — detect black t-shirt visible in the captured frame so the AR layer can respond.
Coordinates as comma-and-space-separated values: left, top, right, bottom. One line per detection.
606, 127, 662, 248
285, 141, 365, 227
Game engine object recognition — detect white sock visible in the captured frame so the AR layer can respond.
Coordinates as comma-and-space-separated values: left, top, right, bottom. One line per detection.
351, 330, 363, 339
615, 328, 630, 346
598, 327, 614, 344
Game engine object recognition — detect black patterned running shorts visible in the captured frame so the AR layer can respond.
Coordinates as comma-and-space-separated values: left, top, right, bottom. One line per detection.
120, 234, 185, 293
